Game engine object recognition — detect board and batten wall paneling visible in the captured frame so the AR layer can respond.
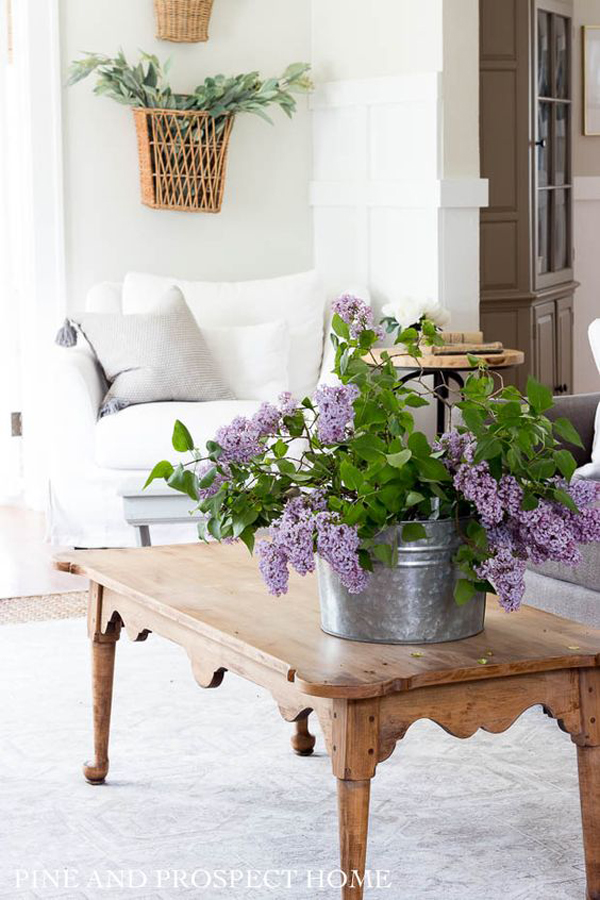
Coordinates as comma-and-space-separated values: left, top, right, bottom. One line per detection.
310, 74, 488, 331
60, 0, 313, 310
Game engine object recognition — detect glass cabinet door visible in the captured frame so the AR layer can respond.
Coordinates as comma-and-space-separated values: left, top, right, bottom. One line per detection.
535, 6, 572, 285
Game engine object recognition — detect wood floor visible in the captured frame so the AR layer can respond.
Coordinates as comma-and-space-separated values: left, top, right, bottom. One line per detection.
0, 506, 87, 599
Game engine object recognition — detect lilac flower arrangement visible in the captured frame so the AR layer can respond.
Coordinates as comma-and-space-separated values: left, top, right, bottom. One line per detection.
147, 294, 600, 614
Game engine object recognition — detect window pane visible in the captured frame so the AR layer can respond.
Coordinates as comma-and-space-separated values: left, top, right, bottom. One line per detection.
555, 16, 569, 99
553, 189, 569, 271
538, 12, 551, 96
555, 103, 568, 185
538, 190, 550, 274
538, 102, 551, 187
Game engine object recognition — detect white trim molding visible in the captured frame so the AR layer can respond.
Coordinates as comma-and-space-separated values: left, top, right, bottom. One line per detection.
311, 73, 487, 332
310, 73, 443, 109
310, 178, 488, 210
10, 0, 66, 508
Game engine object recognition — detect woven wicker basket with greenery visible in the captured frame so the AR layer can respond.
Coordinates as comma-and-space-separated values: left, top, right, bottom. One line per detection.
154, 0, 215, 43
133, 107, 233, 212
68, 51, 311, 214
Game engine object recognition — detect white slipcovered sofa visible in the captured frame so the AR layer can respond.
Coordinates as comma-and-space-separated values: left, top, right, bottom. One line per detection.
48, 270, 345, 548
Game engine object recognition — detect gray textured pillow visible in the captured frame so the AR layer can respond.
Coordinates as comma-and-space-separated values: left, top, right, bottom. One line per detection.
60, 287, 234, 417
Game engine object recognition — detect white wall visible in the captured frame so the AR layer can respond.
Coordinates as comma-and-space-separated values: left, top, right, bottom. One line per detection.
573, 0, 600, 393
311, 0, 443, 82
60, 0, 313, 310
443, 1, 480, 179
310, 0, 485, 331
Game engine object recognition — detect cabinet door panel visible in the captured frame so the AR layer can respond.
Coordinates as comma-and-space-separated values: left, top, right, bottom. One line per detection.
533, 301, 557, 390
556, 296, 573, 393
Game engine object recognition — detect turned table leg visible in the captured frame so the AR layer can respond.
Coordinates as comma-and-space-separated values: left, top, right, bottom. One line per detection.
577, 746, 600, 899
83, 634, 118, 784
327, 698, 380, 899
337, 779, 371, 898
291, 714, 316, 756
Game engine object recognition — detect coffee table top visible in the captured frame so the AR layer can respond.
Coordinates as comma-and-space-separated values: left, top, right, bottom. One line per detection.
55, 543, 600, 699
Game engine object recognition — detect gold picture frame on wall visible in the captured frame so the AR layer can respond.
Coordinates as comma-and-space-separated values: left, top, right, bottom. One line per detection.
583, 25, 600, 135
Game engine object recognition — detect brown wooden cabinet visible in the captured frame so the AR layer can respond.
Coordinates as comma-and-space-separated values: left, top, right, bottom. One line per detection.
480, 0, 576, 395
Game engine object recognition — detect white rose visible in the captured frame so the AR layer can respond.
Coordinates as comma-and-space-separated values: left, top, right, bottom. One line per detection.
382, 296, 428, 327
423, 300, 451, 328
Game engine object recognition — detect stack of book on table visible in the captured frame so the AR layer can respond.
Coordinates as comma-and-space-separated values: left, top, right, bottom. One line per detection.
434, 332, 505, 356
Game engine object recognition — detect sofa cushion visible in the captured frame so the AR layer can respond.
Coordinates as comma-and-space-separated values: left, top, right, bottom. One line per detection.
71, 287, 233, 416
122, 270, 325, 400
526, 542, 600, 595
95, 399, 261, 470
201, 320, 290, 402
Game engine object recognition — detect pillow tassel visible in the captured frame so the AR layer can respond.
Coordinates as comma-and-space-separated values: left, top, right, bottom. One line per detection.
99, 398, 131, 418
55, 319, 78, 347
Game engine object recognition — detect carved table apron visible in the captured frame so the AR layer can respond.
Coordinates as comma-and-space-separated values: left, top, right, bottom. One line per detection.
55, 542, 600, 900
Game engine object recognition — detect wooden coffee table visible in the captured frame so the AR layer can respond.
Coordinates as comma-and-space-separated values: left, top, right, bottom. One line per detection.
55, 542, 600, 899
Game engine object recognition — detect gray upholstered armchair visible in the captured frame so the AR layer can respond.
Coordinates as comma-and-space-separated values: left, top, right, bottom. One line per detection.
524, 392, 600, 627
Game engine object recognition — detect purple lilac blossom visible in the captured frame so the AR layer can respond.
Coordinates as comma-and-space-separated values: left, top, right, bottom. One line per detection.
437, 429, 600, 612
569, 507, 600, 544
257, 494, 368, 596
214, 416, 263, 464
252, 402, 281, 437
567, 478, 600, 508
270, 496, 317, 577
498, 475, 524, 518
315, 512, 369, 595
453, 462, 504, 528
476, 549, 527, 613
313, 383, 360, 444
278, 391, 298, 417
332, 294, 384, 340
434, 430, 476, 466
257, 540, 290, 597
517, 501, 582, 566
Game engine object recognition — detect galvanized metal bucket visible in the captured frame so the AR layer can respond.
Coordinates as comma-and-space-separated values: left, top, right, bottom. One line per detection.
317, 518, 486, 644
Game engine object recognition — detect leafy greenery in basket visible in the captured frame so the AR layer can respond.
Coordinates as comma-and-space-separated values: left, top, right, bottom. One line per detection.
146, 296, 600, 614
67, 50, 312, 126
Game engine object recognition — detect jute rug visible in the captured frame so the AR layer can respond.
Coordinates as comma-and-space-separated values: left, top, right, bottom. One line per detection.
0, 590, 87, 625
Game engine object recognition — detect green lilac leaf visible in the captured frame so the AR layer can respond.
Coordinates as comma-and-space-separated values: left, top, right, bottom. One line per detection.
172, 420, 194, 452
553, 416, 585, 449
454, 579, 476, 606
402, 522, 427, 542
144, 460, 174, 488
526, 377, 553, 414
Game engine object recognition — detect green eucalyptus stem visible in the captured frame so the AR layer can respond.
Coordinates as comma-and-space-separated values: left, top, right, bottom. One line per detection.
68, 50, 312, 126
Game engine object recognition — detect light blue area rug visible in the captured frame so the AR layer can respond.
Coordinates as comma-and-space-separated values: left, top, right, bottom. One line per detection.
0, 617, 587, 899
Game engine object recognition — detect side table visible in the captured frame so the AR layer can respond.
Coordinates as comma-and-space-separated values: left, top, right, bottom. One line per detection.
366, 348, 525, 434
119, 482, 197, 547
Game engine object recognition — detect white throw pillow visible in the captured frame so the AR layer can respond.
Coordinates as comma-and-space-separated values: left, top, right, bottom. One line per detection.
62, 287, 233, 416
201, 320, 290, 402
122, 270, 326, 399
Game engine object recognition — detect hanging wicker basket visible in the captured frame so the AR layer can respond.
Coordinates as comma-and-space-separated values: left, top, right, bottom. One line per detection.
154, 0, 215, 42
133, 107, 234, 213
